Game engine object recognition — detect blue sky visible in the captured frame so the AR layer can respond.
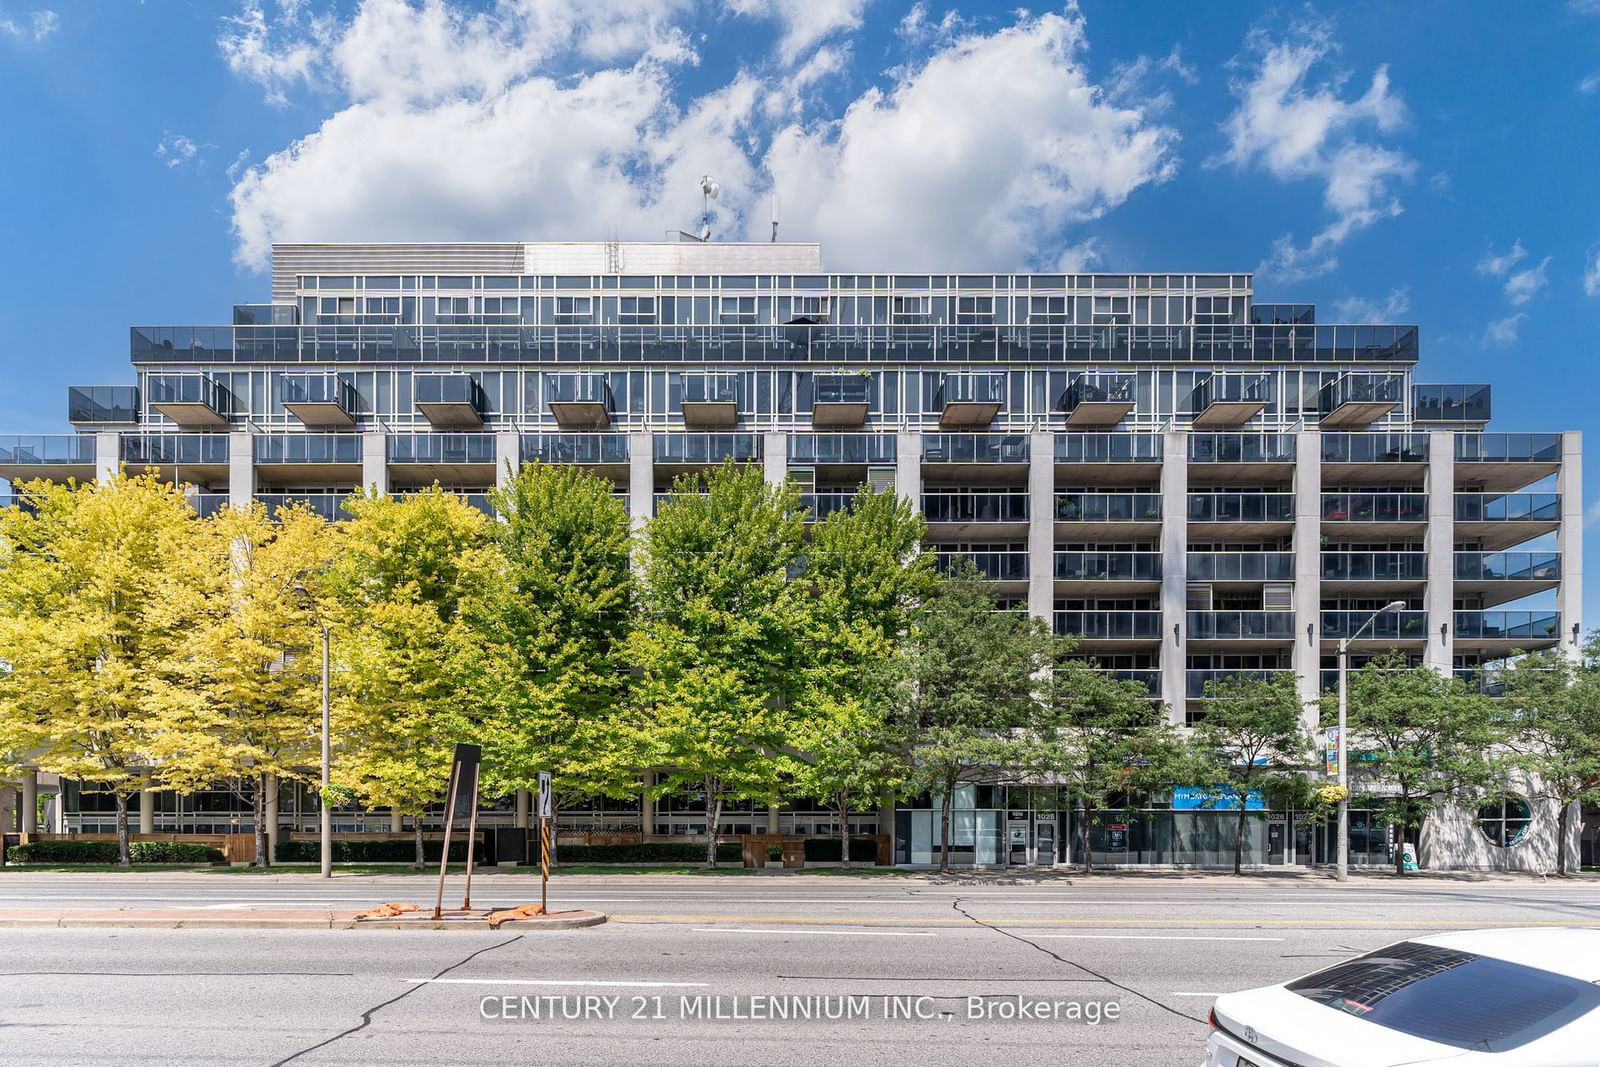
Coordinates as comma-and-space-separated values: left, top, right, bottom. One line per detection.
1, 0, 1598, 612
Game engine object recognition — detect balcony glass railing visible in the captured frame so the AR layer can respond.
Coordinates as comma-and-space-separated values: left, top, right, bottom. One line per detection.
1187, 552, 1295, 581
1452, 493, 1559, 522
185, 493, 230, 518
120, 433, 229, 466
278, 373, 357, 411
1414, 384, 1490, 423
1062, 372, 1135, 409
147, 373, 230, 414
790, 433, 896, 464
1186, 668, 1293, 698
1055, 433, 1162, 463
800, 491, 859, 521
387, 433, 496, 464
68, 385, 139, 424
653, 433, 761, 464
1186, 612, 1296, 640
1104, 668, 1162, 696
1320, 372, 1403, 411
1053, 610, 1162, 640
1321, 492, 1427, 522
1453, 552, 1560, 582
934, 550, 1029, 581
813, 374, 871, 405
936, 373, 1006, 405
131, 323, 1420, 366
1056, 492, 1161, 522
545, 372, 612, 406
255, 493, 352, 522
1321, 432, 1428, 463
1319, 610, 1428, 640
519, 434, 628, 464
1454, 434, 1562, 463
1454, 611, 1561, 641
1187, 371, 1272, 411
254, 433, 362, 464
923, 434, 1029, 463
922, 492, 1028, 523
1188, 433, 1295, 463
1321, 552, 1427, 581
679, 372, 739, 404
414, 374, 485, 408
1187, 492, 1293, 522
0, 435, 97, 465
1053, 551, 1161, 581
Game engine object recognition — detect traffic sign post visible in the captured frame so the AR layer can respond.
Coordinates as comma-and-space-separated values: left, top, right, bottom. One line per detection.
538, 772, 552, 914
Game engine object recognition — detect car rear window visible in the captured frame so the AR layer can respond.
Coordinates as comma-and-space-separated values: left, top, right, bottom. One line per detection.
1287, 941, 1600, 1051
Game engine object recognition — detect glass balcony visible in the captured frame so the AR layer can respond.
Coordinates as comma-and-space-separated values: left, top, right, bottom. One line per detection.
1053, 610, 1162, 640
1056, 492, 1161, 522
922, 492, 1028, 523
1321, 492, 1427, 522
1319, 372, 1404, 427
1413, 384, 1490, 424
800, 491, 859, 521
0, 434, 97, 466
414, 374, 485, 429
519, 434, 628, 465
147, 373, 231, 428
923, 433, 1029, 463
545, 373, 613, 428
121, 433, 229, 466
1053, 551, 1161, 581
1187, 372, 1272, 428
184, 493, 230, 518
1187, 492, 1293, 523
934, 550, 1029, 581
811, 373, 871, 428
653, 433, 761, 464
1454, 434, 1562, 463
790, 433, 896, 464
255, 493, 351, 522
278, 373, 358, 428
1188, 433, 1295, 463
1454, 552, 1560, 582
254, 434, 362, 465
1321, 433, 1428, 463
1453, 611, 1561, 642
1186, 668, 1293, 698
1186, 612, 1296, 640
68, 386, 139, 425
935, 373, 1005, 428
1453, 493, 1559, 522
1452, 668, 1541, 696
1061, 372, 1135, 427
1321, 551, 1427, 581
1187, 552, 1295, 582
1056, 433, 1163, 463
678, 372, 739, 428
386, 433, 496, 465
1319, 610, 1428, 640
1103, 668, 1162, 696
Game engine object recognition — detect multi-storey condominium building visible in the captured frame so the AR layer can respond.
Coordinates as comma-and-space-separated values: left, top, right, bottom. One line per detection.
0, 240, 1584, 870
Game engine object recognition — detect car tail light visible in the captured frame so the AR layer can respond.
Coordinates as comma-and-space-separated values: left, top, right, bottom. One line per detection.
1208, 1007, 1217, 1030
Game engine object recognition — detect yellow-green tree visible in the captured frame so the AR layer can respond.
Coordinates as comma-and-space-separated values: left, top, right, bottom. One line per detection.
144, 502, 336, 866
329, 488, 490, 867
0, 473, 200, 866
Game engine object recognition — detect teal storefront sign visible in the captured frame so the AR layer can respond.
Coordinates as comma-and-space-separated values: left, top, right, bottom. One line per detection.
1172, 786, 1265, 811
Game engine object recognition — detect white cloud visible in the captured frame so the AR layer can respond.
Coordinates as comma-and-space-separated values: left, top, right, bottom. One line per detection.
1580, 70, 1600, 94
1476, 239, 1526, 277
1482, 312, 1526, 347
1105, 43, 1198, 114
1503, 255, 1551, 305
1585, 498, 1600, 529
896, 1, 968, 49
724, 0, 865, 66
1331, 286, 1409, 323
1055, 239, 1100, 272
1583, 246, 1600, 298
224, 2, 1180, 273
1215, 17, 1413, 281
0, 7, 57, 40
154, 132, 210, 170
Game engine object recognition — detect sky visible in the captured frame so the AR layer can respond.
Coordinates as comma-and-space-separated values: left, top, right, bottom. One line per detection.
0, 0, 1597, 615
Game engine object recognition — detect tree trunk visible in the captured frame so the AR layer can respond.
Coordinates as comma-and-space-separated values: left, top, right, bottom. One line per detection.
938, 789, 952, 873
704, 785, 723, 870
413, 820, 425, 870
1557, 800, 1571, 877
839, 789, 852, 870
114, 791, 131, 868
253, 772, 270, 868
1234, 789, 1248, 877
1081, 800, 1094, 875
1394, 794, 1407, 877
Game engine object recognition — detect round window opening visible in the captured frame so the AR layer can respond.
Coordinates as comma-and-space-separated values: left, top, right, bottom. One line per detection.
1476, 796, 1532, 848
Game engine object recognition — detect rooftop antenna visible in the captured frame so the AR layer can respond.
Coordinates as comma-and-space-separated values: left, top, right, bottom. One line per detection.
603, 218, 621, 273
770, 192, 779, 242
698, 175, 719, 241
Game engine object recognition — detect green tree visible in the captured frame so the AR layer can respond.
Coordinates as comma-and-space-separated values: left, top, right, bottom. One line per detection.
881, 562, 1051, 872
1499, 643, 1600, 876
629, 462, 810, 869
0, 474, 200, 866
465, 462, 636, 819
1328, 653, 1505, 876
329, 488, 490, 867
1191, 671, 1311, 876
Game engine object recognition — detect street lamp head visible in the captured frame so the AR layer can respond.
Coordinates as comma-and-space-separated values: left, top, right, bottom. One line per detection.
1382, 600, 1406, 612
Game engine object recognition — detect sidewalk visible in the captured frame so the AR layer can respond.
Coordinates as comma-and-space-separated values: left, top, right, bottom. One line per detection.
0, 906, 607, 930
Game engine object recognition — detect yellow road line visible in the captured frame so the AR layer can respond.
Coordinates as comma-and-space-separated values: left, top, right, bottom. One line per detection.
610, 913, 1600, 928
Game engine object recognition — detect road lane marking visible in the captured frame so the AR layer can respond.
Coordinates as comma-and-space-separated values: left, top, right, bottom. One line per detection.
1029, 934, 1282, 942
1169, 992, 1225, 998
690, 927, 936, 937
404, 978, 708, 988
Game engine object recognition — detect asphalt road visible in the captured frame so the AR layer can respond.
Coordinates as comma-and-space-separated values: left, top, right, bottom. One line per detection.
2, 872, 1599, 1066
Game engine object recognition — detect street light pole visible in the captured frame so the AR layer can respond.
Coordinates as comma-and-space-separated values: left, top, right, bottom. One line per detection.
1335, 600, 1406, 883
320, 621, 331, 881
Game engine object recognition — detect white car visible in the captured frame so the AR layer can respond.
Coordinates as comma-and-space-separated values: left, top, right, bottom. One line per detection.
1202, 928, 1600, 1066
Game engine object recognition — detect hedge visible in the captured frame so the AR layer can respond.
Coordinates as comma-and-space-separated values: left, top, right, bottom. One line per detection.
555, 843, 742, 865
273, 839, 487, 864
801, 837, 880, 862
6, 840, 224, 865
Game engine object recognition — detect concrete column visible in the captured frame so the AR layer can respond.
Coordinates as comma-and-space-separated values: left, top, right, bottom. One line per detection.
495, 430, 520, 491
1425, 430, 1456, 673
1292, 430, 1323, 719
1027, 432, 1055, 625
94, 430, 120, 485
641, 771, 656, 837
227, 431, 255, 511
138, 787, 156, 834
1, 787, 14, 832
264, 773, 279, 856
20, 771, 37, 834
895, 431, 922, 512
762, 431, 787, 487
361, 431, 387, 497
1159, 430, 1188, 722
1558, 430, 1584, 661
515, 789, 531, 830
628, 432, 653, 535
